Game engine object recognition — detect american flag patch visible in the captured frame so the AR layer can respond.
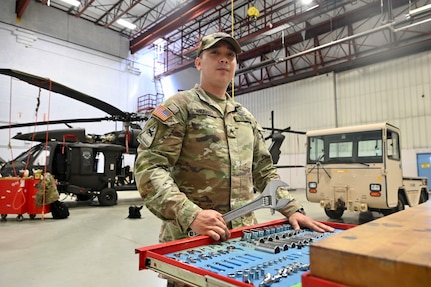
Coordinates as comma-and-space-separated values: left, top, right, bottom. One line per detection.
152, 105, 173, 121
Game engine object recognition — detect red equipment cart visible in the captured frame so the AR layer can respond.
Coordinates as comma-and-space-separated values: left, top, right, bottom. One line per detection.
0, 178, 51, 221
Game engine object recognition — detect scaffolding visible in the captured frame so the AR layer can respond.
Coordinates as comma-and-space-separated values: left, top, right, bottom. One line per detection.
137, 93, 164, 113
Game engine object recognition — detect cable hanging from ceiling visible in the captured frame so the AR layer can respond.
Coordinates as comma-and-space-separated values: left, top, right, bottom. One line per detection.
231, 0, 235, 100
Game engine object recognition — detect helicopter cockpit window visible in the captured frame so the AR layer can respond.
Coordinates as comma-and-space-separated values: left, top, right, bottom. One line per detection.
14, 145, 40, 163
33, 148, 51, 166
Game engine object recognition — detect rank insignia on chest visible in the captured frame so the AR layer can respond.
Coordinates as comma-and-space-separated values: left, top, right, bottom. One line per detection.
152, 105, 173, 121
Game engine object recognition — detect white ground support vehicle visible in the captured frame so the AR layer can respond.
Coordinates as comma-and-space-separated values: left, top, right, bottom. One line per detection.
305, 122, 429, 219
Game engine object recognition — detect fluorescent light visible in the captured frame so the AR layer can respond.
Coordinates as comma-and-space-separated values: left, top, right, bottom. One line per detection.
305, 4, 319, 12
116, 19, 137, 30
59, 0, 80, 7
410, 4, 431, 16
154, 38, 165, 46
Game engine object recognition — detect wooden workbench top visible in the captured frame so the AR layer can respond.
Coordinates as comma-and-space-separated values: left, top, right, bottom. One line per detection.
310, 201, 431, 287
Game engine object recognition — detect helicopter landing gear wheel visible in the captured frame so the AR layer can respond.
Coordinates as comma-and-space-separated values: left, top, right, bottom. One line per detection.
324, 207, 344, 219
98, 188, 118, 206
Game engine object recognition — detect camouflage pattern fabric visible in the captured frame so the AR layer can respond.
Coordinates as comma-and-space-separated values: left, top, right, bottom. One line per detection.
134, 84, 302, 243
36, 172, 60, 206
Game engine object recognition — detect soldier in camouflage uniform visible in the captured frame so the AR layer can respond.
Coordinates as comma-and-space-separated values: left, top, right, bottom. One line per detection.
134, 32, 334, 286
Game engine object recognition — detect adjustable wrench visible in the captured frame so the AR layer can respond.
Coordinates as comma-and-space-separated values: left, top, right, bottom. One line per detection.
222, 179, 293, 223
188, 179, 292, 237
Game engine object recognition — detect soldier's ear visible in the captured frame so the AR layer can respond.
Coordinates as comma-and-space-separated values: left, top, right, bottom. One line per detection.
195, 57, 201, 71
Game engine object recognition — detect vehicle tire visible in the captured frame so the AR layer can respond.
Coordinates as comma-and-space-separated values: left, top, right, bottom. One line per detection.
419, 189, 428, 204
381, 194, 406, 216
324, 208, 344, 219
394, 194, 406, 212
98, 188, 118, 206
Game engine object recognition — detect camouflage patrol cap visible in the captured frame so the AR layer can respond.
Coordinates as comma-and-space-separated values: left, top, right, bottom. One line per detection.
197, 32, 242, 56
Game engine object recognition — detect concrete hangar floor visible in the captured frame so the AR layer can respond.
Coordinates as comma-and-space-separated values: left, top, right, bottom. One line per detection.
0, 189, 379, 287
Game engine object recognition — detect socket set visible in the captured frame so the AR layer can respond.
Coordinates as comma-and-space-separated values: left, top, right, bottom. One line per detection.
136, 219, 354, 287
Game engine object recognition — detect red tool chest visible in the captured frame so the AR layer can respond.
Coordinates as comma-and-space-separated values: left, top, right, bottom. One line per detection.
135, 219, 355, 287
0, 178, 51, 221
0, 178, 27, 220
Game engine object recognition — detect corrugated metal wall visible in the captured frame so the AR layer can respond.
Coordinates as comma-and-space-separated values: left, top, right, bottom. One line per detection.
337, 51, 431, 149
236, 50, 431, 187
236, 73, 336, 155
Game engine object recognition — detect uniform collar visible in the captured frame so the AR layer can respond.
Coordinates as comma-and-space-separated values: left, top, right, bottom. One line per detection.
194, 84, 240, 114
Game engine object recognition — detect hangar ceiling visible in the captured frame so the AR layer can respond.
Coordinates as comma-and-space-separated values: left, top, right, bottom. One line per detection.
15, 0, 431, 95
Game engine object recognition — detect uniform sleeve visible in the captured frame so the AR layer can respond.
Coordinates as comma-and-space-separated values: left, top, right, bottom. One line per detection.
134, 104, 202, 233
276, 193, 303, 218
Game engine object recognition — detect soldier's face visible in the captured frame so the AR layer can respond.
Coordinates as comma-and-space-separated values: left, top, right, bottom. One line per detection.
195, 41, 237, 87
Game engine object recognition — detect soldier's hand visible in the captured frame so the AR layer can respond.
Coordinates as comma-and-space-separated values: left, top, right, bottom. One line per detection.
288, 212, 335, 233
190, 210, 230, 241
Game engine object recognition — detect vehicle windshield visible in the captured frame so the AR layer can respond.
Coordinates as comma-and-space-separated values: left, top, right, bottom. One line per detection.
307, 130, 385, 164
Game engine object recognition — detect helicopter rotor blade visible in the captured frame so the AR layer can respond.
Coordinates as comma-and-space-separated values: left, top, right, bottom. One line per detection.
0, 117, 110, 130
0, 69, 127, 118
0, 69, 149, 131
263, 111, 306, 135
262, 127, 306, 135
12, 128, 88, 142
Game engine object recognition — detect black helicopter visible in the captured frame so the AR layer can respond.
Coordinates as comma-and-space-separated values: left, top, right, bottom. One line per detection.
0, 69, 148, 206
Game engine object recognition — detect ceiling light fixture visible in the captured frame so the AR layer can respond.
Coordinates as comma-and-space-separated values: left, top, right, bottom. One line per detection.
116, 19, 137, 30
409, 4, 431, 17
305, 4, 319, 12
59, 0, 80, 7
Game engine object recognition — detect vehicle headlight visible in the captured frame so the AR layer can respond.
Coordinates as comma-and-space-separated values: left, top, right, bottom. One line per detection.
308, 181, 317, 189
370, 184, 381, 192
